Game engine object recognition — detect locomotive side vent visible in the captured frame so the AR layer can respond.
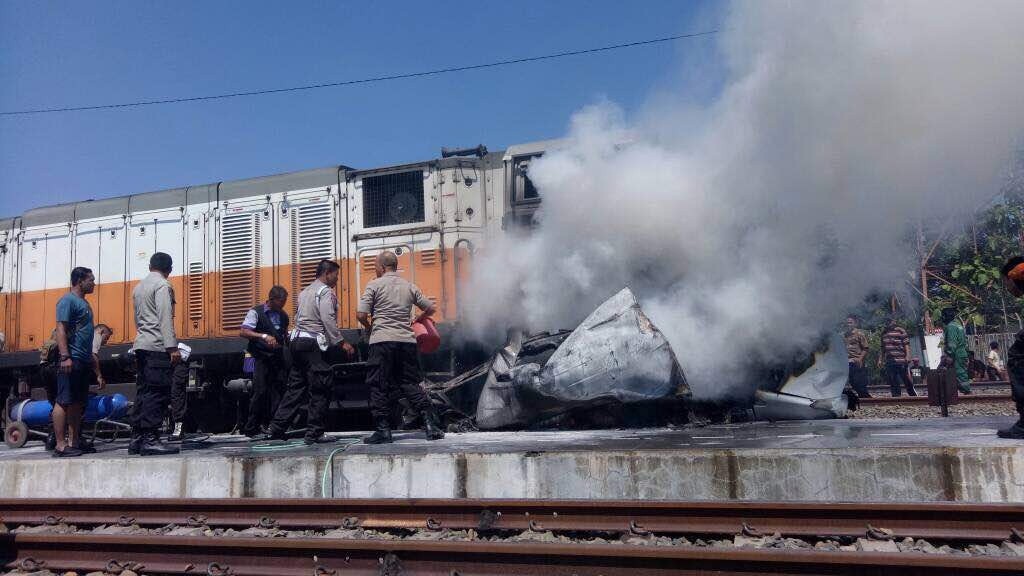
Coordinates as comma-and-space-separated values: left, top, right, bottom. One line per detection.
220, 212, 259, 331
187, 261, 204, 323
290, 202, 336, 317
362, 170, 425, 228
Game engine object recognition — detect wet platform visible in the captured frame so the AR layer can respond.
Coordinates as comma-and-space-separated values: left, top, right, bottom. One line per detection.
1, 416, 1022, 502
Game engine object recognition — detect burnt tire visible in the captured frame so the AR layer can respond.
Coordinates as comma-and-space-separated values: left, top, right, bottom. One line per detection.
5, 421, 28, 449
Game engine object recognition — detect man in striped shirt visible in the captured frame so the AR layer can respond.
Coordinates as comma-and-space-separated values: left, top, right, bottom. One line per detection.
881, 319, 916, 396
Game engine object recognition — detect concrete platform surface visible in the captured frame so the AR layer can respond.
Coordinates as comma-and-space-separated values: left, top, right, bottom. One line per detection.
1, 416, 1022, 502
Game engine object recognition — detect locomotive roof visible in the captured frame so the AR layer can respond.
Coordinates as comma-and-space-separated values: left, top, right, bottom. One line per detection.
4, 137, 555, 229
11, 166, 349, 228
219, 166, 346, 202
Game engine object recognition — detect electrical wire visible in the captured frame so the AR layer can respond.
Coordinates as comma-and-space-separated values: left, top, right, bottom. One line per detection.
0, 30, 719, 117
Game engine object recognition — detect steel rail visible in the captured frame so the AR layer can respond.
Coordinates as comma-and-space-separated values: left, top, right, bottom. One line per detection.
3, 499, 1023, 542
5, 533, 1024, 576
860, 394, 1013, 405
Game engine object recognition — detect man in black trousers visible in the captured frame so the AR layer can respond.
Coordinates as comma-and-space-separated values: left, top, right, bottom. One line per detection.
253, 260, 355, 445
359, 251, 444, 444
239, 286, 290, 438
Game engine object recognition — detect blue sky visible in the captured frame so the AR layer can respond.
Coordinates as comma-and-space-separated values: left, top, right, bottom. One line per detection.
0, 0, 724, 216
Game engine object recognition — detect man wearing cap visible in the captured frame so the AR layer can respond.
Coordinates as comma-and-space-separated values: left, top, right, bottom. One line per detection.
358, 251, 444, 444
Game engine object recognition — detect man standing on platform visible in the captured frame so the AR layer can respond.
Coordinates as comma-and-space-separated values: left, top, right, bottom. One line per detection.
255, 260, 355, 445
239, 286, 290, 438
359, 251, 444, 444
51, 267, 97, 457
130, 252, 180, 456
999, 257, 1024, 439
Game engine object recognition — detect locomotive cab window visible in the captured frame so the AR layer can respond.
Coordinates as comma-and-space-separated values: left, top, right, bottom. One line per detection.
514, 156, 542, 204
362, 170, 426, 228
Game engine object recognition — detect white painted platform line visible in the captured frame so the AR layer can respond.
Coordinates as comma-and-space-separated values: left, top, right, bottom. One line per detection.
870, 433, 920, 436
776, 434, 821, 439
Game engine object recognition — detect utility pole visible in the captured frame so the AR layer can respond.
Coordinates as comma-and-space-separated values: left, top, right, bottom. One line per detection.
918, 221, 932, 333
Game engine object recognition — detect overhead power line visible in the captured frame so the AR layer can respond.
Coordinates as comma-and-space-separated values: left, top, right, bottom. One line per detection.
0, 30, 718, 117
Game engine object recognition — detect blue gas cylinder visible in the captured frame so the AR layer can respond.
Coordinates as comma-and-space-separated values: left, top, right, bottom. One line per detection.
10, 393, 129, 427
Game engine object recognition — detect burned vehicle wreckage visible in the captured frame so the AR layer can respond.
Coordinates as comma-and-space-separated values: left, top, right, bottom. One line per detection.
418, 288, 852, 432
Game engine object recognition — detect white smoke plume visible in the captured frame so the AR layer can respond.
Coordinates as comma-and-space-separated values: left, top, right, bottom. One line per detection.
463, 0, 1024, 398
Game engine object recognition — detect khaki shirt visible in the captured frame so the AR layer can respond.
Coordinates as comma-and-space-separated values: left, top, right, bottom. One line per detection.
358, 271, 433, 345
844, 328, 869, 362
133, 271, 177, 352
294, 279, 344, 346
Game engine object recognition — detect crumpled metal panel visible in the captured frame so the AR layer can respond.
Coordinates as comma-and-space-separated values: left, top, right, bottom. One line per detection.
752, 332, 849, 421
475, 288, 689, 429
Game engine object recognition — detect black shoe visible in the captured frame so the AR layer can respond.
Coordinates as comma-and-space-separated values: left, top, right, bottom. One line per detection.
45, 432, 56, 452
997, 422, 1024, 439
249, 431, 287, 443
128, 436, 142, 455
304, 434, 338, 445
140, 439, 180, 456
423, 410, 445, 441
53, 446, 83, 458
363, 419, 393, 444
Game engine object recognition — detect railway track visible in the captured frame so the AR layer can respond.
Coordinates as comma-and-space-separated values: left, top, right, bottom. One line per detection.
859, 394, 1013, 405
4, 499, 1024, 575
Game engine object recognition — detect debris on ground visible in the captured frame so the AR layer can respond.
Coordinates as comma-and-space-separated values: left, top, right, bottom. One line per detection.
425, 286, 855, 430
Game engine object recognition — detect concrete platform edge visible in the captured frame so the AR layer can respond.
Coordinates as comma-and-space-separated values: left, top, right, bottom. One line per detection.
2, 445, 1022, 502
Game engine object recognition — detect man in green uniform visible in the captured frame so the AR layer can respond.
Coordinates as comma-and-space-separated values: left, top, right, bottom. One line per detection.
941, 308, 972, 394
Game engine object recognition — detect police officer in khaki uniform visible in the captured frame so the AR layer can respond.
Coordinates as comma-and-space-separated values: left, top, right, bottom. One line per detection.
358, 251, 444, 444
130, 252, 180, 456
254, 260, 354, 445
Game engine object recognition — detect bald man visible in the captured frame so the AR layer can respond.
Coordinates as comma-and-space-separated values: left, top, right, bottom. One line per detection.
357, 251, 444, 444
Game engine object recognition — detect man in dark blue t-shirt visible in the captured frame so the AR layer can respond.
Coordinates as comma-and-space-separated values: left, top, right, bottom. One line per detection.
53, 266, 97, 457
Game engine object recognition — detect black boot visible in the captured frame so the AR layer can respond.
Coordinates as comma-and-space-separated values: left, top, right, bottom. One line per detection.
140, 432, 180, 456
423, 409, 445, 441
45, 431, 57, 452
128, 433, 142, 455
998, 413, 1024, 439
363, 418, 393, 444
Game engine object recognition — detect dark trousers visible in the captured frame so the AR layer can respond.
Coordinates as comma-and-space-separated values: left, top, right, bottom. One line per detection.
884, 362, 916, 396
170, 362, 189, 423
243, 355, 287, 435
269, 338, 332, 440
133, 350, 173, 438
848, 362, 870, 398
366, 341, 431, 421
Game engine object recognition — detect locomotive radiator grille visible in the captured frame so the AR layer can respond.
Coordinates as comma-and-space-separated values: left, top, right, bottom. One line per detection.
362, 170, 425, 228
290, 202, 335, 317
220, 212, 259, 332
